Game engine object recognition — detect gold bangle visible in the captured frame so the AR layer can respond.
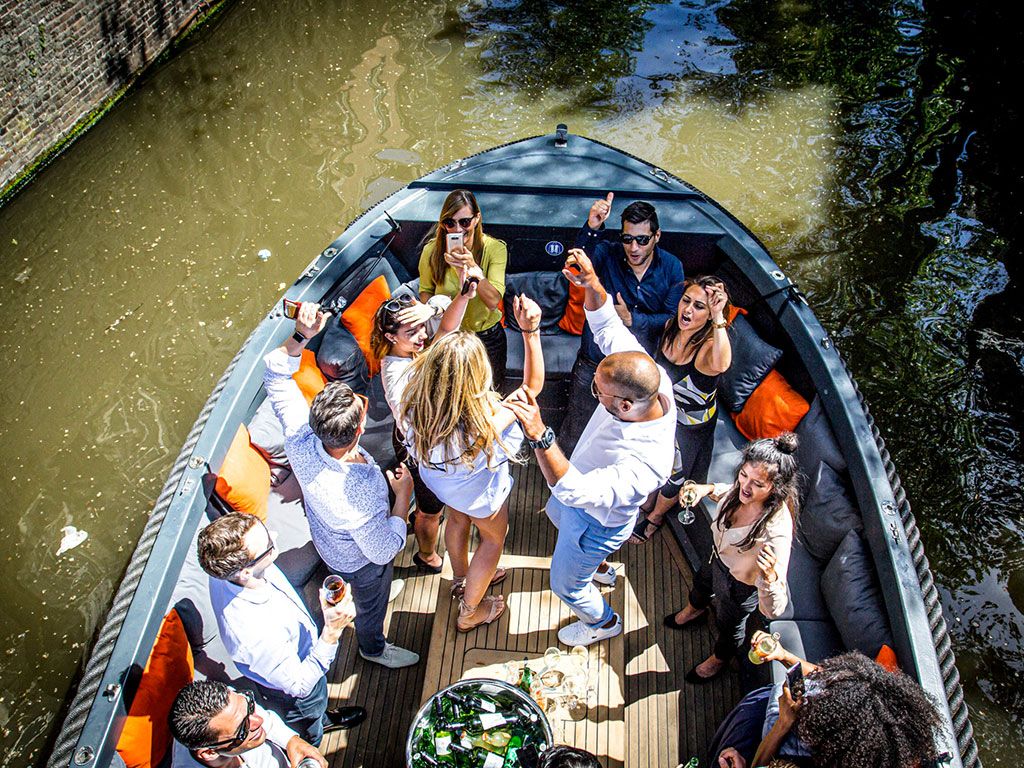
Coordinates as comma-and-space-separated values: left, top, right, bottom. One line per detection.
713, 320, 728, 329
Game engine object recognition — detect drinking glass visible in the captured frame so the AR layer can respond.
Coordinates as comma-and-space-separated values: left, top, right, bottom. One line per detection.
543, 646, 563, 671
322, 575, 347, 606
677, 480, 699, 525
748, 631, 781, 665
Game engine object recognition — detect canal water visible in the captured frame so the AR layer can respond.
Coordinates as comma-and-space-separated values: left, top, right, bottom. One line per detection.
1, 0, 1020, 763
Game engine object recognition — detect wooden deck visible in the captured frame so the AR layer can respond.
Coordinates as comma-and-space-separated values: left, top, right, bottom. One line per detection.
323, 460, 743, 767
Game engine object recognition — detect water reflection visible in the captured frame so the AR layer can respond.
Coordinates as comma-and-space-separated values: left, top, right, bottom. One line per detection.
0, 0, 1021, 763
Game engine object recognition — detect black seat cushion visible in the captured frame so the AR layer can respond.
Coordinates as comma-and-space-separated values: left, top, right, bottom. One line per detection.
797, 462, 862, 564
820, 530, 895, 658
718, 315, 783, 413
794, 396, 847, 477
505, 328, 580, 378
777, 537, 830, 622
504, 271, 569, 332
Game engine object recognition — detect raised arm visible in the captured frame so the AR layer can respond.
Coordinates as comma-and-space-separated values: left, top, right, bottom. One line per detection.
563, 248, 644, 356
696, 282, 732, 375
262, 303, 330, 439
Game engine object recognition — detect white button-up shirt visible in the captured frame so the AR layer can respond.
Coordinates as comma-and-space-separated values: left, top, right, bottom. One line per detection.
551, 297, 677, 527
210, 563, 336, 699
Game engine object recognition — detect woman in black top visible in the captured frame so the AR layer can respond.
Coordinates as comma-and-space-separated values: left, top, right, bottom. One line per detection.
631, 275, 732, 542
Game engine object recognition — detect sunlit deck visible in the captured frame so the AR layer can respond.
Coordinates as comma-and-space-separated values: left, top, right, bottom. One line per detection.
322, 460, 743, 767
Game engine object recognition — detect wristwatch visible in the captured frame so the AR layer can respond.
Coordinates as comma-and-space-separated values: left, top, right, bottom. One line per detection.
526, 426, 556, 450
291, 331, 308, 344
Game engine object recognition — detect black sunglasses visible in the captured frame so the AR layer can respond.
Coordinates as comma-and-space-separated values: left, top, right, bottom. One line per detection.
441, 216, 476, 229
200, 689, 255, 750
619, 233, 653, 246
235, 521, 275, 574
382, 295, 416, 314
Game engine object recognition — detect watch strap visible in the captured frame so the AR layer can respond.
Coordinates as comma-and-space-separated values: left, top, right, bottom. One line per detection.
291, 331, 308, 344
526, 426, 556, 450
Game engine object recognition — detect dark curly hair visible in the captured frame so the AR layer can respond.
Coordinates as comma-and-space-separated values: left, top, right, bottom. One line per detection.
799, 652, 944, 768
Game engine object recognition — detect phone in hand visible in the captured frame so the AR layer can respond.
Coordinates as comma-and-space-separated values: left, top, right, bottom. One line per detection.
446, 232, 464, 252
786, 661, 805, 700
460, 275, 480, 295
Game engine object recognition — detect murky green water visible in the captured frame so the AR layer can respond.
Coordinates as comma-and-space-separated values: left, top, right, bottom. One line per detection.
1, 0, 1020, 763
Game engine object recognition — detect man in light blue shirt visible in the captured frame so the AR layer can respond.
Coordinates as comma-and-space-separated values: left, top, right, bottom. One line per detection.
198, 513, 365, 746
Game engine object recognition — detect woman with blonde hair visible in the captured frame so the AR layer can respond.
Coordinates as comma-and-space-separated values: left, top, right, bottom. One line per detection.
400, 295, 543, 631
418, 189, 509, 389
369, 264, 481, 573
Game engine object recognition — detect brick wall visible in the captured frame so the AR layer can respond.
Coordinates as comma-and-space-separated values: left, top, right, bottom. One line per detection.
0, 0, 218, 198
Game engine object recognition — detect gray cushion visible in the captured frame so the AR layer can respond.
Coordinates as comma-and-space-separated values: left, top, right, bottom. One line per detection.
820, 530, 894, 657
706, 414, 747, 486
265, 472, 320, 587
795, 396, 847, 476
316, 320, 369, 385
777, 537, 830, 622
504, 272, 569, 332
798, 462, 862, 563
505, 328, 580, 378
766, 619, 844, 686
359, 373, 397, 468
718, 315, 783, 412
247, 398, 291, 485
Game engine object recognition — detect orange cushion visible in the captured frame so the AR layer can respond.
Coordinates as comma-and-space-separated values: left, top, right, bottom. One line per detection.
340, 275, 391, 376
116, 609, 195, 768
558, 280, 586, 335
292, 348, 328, 405
732, 368, 810, 440
875, 643, 900, 673
727, 305, 747, 324
214, 424, 270, 520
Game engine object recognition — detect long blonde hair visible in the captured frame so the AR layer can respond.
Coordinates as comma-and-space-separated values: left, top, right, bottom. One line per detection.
426, 190, 484, 286
400, 332, 517, 470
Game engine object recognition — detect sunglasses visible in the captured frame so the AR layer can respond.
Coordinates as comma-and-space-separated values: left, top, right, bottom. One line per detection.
619, 233, 654, 246
236, 521, 276, 574
382, 295, 416, 314
200, 689, 255, 750
441, 216, 476, 229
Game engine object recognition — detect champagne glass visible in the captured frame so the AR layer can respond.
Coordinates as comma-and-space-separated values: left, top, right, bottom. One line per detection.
677, 480, 699, 525
542, 646, 563, 672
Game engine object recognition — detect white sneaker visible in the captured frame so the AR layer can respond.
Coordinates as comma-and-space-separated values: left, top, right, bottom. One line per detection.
389, 579, 405, 603
359, 641, 420, 668
592, 565, 616, 587
557, 614, 622, 647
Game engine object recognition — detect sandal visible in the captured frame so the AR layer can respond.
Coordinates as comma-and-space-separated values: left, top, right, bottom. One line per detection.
457, 595, 506, 632
630, 515, 663, 543
450, 567, 508, 600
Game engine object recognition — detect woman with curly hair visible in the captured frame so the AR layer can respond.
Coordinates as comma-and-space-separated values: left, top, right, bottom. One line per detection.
418, 189, 509, 389
713, 634, 945, 768
663, 433, 800, 683
400, 295, 543, 632
369, 263, 482, 573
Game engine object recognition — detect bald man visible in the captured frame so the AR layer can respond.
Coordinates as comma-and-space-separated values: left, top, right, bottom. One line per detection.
505, 248, 676, 646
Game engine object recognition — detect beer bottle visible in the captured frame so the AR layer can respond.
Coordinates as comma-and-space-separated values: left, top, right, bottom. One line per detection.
518, 658, 533, 695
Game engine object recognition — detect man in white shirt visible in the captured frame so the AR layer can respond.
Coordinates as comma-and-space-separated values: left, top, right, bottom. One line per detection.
505, 249, 676, 647
170, 680, 324, 768
198, 513, 364, 746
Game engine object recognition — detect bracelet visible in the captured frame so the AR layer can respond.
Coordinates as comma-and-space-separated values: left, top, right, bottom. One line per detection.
522, 326, 540, 334
291, 331, 309, 344
713, 320, 728, 329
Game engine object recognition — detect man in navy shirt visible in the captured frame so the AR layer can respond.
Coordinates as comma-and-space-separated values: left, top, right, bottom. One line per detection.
558, 193, 684, 453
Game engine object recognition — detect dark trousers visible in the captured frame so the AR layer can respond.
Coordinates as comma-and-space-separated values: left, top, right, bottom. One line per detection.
392, 426, 445, 515
706, 684, 774, 767
476, 321, 507, 394
338, 559, 393, 657
556, 353, 599, 454
254, 675, 329, 746
689, 554, 761, 661
660, 414, 718, 497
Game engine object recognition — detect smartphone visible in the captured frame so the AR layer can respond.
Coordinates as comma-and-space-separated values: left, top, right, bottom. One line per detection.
460, 275, 480, 295
786, 661, 805, 700
282, 298, 301, 319
446, 232, 464, 252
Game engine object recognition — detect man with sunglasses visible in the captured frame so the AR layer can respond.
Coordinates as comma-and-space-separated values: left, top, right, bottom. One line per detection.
505, 249, 676, 647
259, 303, 421, 672
199, 513, 363, 746
170, 681, 325, 768
559, 193, 684, 454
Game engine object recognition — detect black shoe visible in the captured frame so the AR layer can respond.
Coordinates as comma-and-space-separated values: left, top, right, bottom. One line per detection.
413, 551, 444, 574
324, 705, 367, 732
684, 661, 727, 684
663, 610, 707, 630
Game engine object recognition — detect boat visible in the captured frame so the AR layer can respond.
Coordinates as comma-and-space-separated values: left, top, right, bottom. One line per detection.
49, 126, 978, 768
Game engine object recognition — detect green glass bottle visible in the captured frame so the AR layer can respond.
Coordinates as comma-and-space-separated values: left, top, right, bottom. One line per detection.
518, 658, 534, 695
500, 735, 524, 767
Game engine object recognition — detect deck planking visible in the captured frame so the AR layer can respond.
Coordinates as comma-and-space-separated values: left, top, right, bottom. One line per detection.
324, 460, 742, 768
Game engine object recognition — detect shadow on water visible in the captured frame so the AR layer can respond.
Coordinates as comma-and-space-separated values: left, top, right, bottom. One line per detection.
1, 0, 1022, 763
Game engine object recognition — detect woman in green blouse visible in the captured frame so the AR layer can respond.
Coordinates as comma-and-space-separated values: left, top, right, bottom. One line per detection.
418, 189, 508, 389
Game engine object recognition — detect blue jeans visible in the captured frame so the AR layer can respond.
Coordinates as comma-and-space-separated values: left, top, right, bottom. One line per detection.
546, 496, 633, 626
339, 560, 392, 657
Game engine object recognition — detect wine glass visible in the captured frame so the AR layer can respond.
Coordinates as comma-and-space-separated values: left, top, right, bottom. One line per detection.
677, 480, 699, 525
542, 646, 563, 672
